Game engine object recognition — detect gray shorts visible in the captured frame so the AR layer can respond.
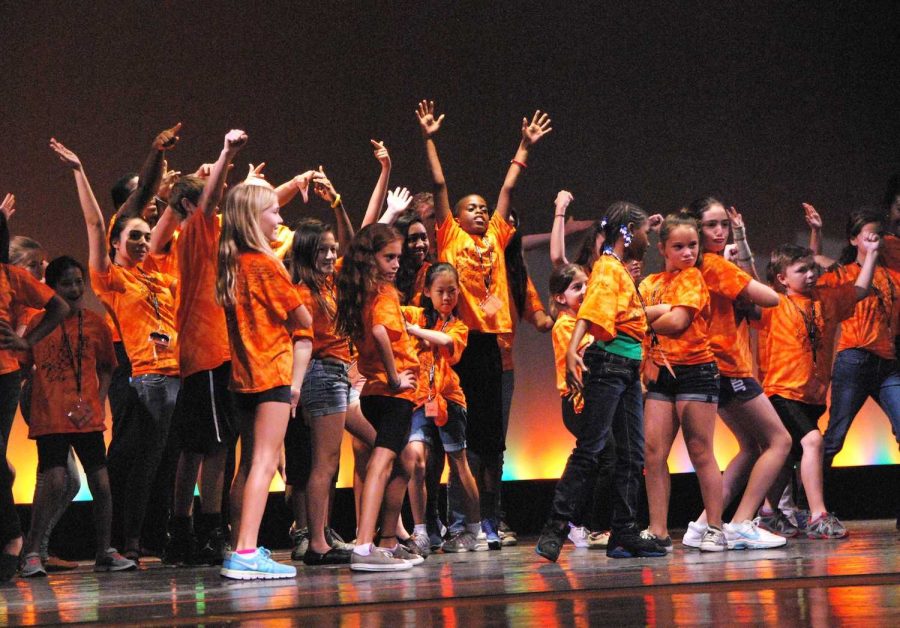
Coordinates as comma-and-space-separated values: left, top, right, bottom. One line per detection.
301, 359, 358, 419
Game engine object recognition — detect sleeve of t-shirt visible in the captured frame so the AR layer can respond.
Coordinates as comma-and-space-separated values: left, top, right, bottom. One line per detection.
439, 318, 468, 364
816, 264, 850, 288
9, 265, 56, 309
291, 283, 315, 342
488, 211, 515, 250
749, 302, 774, 331
522, 276, 546, 324
580, 264, 621, 342
371, 286, 406, 341
89, 264, 126, 295
400, 305, 424, 326
672, 267, 706, 312
702, 254, 751, 300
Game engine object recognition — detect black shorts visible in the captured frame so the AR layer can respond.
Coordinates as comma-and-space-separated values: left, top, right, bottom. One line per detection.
234, 385, 292, 417
284, 416, 312, 487
717, 375, 764, 408
37, 431, 106, 474
360, 395, 413, 455
769, 395, 825, 460
174, 362, 237, 454
646, 361, 720, 404
453, 332, 504, 459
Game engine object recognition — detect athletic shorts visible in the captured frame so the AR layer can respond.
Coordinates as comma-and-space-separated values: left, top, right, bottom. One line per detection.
174, 362, 237, 454
360, 395, 413, 455
37, 431, 106, 474
769, 395, 825, 460
234, 385, 292, 416
718, 375, 764, 408
646, 361, 720, 404
408, 401, 467, 452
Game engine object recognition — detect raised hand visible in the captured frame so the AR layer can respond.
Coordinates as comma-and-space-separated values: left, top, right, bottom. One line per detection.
371, 139, 391, 168
312, 167, 338, 203
802, 203, 823, 230
386, 187, 412, 214
858, 230, 881, 254
416, 100, 445, 138
246, 162, 266, 182
726, 205, 745, 230
193, 163, 215, 178
157, 162, 182, 201
0, 193, 15, 221
555, 190, 574, 214
225, 129, 248, 154
648, 213, 664, 233
49, 138, 83, 170
521, 110, 552, 146
153, 122, 183, 150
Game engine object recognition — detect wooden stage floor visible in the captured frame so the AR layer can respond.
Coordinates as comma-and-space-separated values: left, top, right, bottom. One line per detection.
1, 520, 897, 626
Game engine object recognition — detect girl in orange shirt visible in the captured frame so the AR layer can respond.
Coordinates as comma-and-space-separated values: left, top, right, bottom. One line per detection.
215, 180, 310, 580
335, 223, 421, 572
640, 212, 726, 552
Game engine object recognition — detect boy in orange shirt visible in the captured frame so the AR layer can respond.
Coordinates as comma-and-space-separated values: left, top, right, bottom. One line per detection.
758, 239, 879, 538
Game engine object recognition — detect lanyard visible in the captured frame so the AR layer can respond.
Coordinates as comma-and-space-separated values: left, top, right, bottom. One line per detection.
60, 311, 84, 398
427, 317, 450, 400
787, 296, 820, 364
474, 236, 493, 291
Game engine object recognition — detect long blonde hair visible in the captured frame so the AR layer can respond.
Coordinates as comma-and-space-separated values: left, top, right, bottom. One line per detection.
216, 182, 282, 307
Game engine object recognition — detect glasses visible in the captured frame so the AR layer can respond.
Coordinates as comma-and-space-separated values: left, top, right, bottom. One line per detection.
127, 230, 152, 242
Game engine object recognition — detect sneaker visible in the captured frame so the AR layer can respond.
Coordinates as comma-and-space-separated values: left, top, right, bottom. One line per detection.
806, 512, 848, 539
606, 529, 667, 558
350, 546, 414, 572
44, 555, 79, 571
640, 528, 674, 553
20, 553, 47, 578
196, 526, 228, 566
220, 547, 296, 580
793, 509, 811, 533
408, 531, 431, 557
587, 531, 610, 549
302, 547, 352, 566
122, 548, 141, 565
0, 553, 18, 582
162, 527, 196, 567
427, 519, 448, 551
390, 544, 425, 565
724, 520, 788, 549
325, 527, 354, 551
289, 526, 310, 562
682, 520, 708, 549
755, 510, 800, 538
442, 530, 485, 553
699, 526, 727, 552
567, 524, 590, 548
499, 521, 518, 547
535, 521, 568, 562
94, 548, 138, 572
482, 518, 502, 550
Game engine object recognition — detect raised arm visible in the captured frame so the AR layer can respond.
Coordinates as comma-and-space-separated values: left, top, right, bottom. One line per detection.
550, 190, 574, 267
378, 187, 413, 225
50, 138, 110, 273
118, 122, 182, 220
310, 168, 354, 250
360, 140, 392, 228
415, 100, 451, 227
200, 129, 248, 218
725, 206, 761, 280
0, 193, 14, 264
494, 110, 552, 222
854, 232, 881, 300
803, 202, 836, 267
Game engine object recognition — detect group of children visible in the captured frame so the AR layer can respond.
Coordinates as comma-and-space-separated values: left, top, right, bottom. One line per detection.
0, 103, 897, 581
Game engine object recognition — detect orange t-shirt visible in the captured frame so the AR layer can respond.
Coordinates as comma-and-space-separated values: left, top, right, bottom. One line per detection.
90, 263, 179, 377
818, 263, 899, 360
271, 225, 294, 262
292, 275, 351, 363
436, 212, 515, 334
552, 311, 593, 403
406, 262, 431, 307
498, 275, 546, 371
882, 234, 900, 272
699, 254, 754, 377
758, 285, 857, 404
12, 304, 42, 366
639, 266, 715, 366
175, 212, 230, 378
226, 251, 303, 393
0, 264, 56, 375
25, 309, 117, 437
355, 283, 419, 402
402, 306, 468, 409
578, 255, 646, 345
145, 229, 180, 278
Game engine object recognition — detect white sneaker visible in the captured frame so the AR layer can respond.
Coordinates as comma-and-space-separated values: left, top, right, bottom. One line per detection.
699, 526, 727, 552
682, 520, 707, 549
724, 520, 788, 550
567, 524, 589, 548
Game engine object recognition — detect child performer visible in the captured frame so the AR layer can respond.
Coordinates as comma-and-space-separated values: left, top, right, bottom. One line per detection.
335, 224, 421, 572
416, 100, 551, 546
400, 263, 486, 554
216, 172, 312, 580
759, 239, 880, 538
537, 202, 664, 561
19, 257, 136, 575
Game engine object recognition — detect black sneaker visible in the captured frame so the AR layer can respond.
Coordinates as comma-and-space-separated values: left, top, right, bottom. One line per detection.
535, 521, 568, 562
162, 524, 196, 567
606, 529, 668, 558
0, 553, 18, 582
196, 526, 228, 565
303, 547, 353, 566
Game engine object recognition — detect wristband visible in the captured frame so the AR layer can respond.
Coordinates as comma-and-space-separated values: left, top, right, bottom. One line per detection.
389, 377, 400, 391
510, 159, 528, 169
555, 213, 566, 218
330, 194, 342, 209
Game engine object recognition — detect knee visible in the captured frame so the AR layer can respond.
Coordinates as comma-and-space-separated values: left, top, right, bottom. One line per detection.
801, 431, 823, 453
684, 437, 713, 465
770, 431, 793, 458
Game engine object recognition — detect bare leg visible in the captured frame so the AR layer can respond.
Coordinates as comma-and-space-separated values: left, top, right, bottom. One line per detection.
644, 398, 679, 538
377, 455, 413, 549
402, 442, 429, 525
679, 400, 723, 528
198, 446, 228, 514
229, 413, 254, 546
355, 447, 397, 546
173, 452, 202, 518
306, 411, 346, 555
446, 450, 480, 523
798, 431, 828, 515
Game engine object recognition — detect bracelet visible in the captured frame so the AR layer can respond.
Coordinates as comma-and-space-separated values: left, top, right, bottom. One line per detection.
330, 194, 342, 209
389, 377, 400, 391
510, 159, 528, 169
555, 213, 566, 218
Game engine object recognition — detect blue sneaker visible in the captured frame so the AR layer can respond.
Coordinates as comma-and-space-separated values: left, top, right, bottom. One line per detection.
482, 518, 501, 550
220, 547, 297, 580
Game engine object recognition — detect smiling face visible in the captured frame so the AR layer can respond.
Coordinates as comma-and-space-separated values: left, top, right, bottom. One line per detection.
698, 203, 729, 253
555, 268, 588, 313
18, 248, 46, 281
54, 266, 86, 306
455, 195, 490, 235
258, 200, 283, 241
425, 270, 460, 317
660, 225, 700, 271
113, 217, 152, 266
375, 238, 403, 283
314, 231, 338, 275
405, 221, 429, 266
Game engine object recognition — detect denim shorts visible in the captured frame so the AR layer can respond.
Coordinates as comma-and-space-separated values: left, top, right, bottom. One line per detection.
717, 375, 763, 408
408, 401, 467, 452
646, 361, 720, 404
301, 359, 356, 418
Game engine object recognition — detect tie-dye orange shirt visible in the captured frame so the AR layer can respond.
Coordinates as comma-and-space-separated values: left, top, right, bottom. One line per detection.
699, 254, 754, 377
577, 255, 646, 344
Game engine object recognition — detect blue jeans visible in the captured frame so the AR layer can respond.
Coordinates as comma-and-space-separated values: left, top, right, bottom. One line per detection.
548, 346, 644, 534
824, 348, 900, 466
